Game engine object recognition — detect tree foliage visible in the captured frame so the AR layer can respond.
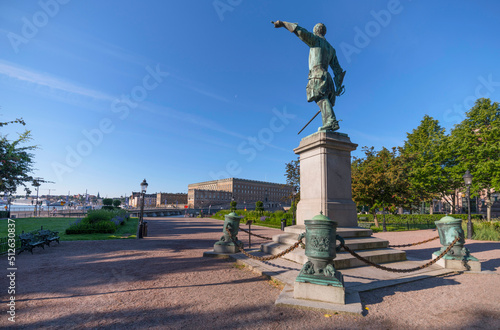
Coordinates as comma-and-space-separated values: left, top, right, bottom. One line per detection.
255, 200, 264, 214
0, 117, 36, 195
284, 157, 300, 214
351, 147, 411, 223
402, 115, 462, 213
230, 200, 237, 211
449, 98, 500, 219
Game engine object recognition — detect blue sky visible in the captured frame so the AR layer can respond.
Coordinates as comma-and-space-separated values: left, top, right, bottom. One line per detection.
1, 0, 499, 198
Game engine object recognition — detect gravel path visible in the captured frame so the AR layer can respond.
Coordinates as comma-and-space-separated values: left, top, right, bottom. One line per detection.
1, 217, 499, 329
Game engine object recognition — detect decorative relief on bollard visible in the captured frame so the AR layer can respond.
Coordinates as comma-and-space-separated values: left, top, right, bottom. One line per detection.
294, 212, 346, 304
214, 212, 244, 254
433, 215, 480, 271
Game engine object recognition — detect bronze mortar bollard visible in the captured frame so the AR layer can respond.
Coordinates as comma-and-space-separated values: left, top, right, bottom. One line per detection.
296, 212, 344, 287
213, 212, 243, 254
433, 215, 480, 270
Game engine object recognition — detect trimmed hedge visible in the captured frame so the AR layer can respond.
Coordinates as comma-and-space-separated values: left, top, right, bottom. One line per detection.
66, 209, 129, 234
357, 213, 483, 223
66, 219, 117, 234
213, 209, 294, 228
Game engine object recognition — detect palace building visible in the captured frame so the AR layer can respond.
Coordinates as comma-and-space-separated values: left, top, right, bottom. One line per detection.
187, 178, 294, 209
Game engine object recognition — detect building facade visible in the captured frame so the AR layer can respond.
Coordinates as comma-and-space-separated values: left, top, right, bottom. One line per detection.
129, 192, 157, 208
156, 193, 188, 207
187, 178, 293, 209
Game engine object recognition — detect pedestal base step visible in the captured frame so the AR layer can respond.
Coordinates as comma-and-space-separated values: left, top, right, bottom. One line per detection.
284, 225, 373, 238
272, 233, 388, 250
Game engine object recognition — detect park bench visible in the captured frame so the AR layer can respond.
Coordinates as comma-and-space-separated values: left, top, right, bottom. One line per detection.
38, 229, 60, 247
18, 232, 45, 255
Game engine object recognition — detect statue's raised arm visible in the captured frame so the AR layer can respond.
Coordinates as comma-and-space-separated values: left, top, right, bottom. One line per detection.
272, 20, 345, 133
272, 20, 317, 47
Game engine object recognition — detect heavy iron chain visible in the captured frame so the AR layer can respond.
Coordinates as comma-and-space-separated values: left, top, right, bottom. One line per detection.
340, 236, 461, 273
238, 227, 273, 241
388, 235, 440, 248
225, 225, 304, 261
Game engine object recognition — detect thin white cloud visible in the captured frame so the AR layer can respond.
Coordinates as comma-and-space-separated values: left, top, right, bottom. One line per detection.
169, 73, 231, 103
0, 60, 114, 102
139, 102, 291, 153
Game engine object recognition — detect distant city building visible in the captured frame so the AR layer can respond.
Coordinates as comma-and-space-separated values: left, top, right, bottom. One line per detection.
156, 193, 188, 207
128, 192, 187, 208
187, 178, 293, 209
129, 192, 157, 208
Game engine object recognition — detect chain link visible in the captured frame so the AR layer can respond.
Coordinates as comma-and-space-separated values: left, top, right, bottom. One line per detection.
238, 227, 273, 241
388, 235, 440, 248
227, 225, 462, 273
341, 236, 461, 273
225, 225, 304, 261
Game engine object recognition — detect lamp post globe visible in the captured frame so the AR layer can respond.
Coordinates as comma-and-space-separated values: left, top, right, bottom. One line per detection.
140, 179, 148, 193
463, 170, 473, 239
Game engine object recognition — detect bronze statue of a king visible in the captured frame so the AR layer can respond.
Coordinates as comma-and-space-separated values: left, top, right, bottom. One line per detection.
273, 20, 346, 132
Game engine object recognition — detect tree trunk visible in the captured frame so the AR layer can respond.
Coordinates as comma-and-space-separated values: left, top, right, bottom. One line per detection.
451, 190, 457, 214
429, 200, 434, 214
486, 190, 492, 221
372, 210, 379, 227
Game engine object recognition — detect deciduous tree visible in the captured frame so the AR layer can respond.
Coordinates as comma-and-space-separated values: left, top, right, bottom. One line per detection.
450, 98, 500, 220
0, 117, 36, 195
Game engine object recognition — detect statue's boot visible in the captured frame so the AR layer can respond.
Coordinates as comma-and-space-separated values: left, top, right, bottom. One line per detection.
320, 119, 340, 132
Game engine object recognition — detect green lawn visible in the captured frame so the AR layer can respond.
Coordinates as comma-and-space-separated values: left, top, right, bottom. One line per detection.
0, 217, 139, 241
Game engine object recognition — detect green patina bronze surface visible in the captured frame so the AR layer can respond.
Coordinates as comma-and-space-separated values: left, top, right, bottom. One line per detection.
433, 215, 478, 261
273, 20, 346, 133
214, 212, 243, 248
296, 213, 344, 287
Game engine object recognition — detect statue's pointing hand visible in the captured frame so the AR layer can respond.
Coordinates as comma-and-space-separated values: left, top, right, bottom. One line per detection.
271, 20, 284, 28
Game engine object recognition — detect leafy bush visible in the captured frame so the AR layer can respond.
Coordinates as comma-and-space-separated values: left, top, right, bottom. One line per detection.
213, 209, 294, 228
87, 209, 115, 223
66, 209, 128, 234
103, 198, 113, 206
113, 200, 121, 207
255, 201, 264, 214
357, 213, 483, 224
65, 218, 117, 234
470, 221, 500, 241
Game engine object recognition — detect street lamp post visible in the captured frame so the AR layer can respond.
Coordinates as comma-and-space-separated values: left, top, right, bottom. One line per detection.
463, 170, 473, 239
7, 194, 12, 217
137, 179, 148, 239
33, 179, 41, 217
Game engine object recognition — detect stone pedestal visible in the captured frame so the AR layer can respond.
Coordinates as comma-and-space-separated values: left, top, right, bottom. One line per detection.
431, 255, 481, 272
294, 280, 345, 305
294, 131, 358, 227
